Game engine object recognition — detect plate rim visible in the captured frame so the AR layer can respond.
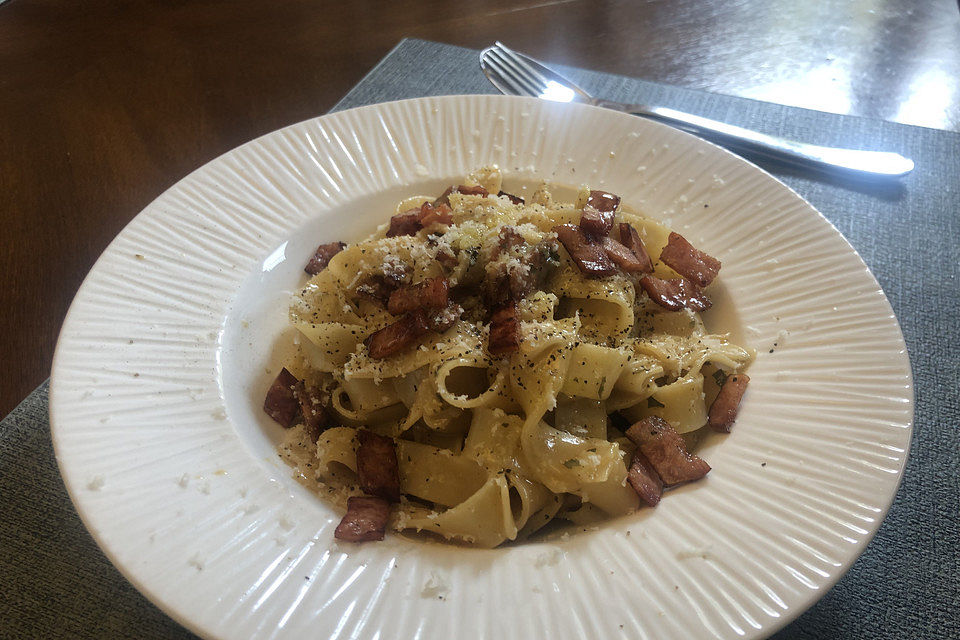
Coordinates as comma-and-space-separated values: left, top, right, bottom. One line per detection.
49, 94, 915, 640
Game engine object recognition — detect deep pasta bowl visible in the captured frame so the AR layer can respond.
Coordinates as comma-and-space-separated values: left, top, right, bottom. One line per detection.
50, 95, 913, 639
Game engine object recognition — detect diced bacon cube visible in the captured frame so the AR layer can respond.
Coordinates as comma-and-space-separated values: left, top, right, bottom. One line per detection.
386, 212, 422, 237
365, 303, 460, 359
407, 308, 434, 335
497, 191, 524, 204
387, 277, 449, 315
434, 184, 489, 206
483, 271, 511, 309
294, 381, 328, 442
334, 496, 390, 542
382, 259, 411, 288
415, 276, 449, 309
627, 449, 664, 507
579, 204, 615, 237
708, 373, 750, 433
365, 313, 427, 358
618, 223, 654, 273
659, 232, 721, 287
495, 226, 527, 256
385, 287, 420, 315
455, 184, 489, 197
436, 245, 460, 270
357, 259, 413, 307
433, 186, 455, 206
626, 417, 711, 486
487, 303, 521, 356
586, 189, 621, 213
356, 276, 393, 306
419, 202, 453, 227
356, 429, 401, 503
263, 368, 300, 427
304, 242, 346, 275
639, 276, 712, 311
554, 224, 617, 278
600, 236, 647, 272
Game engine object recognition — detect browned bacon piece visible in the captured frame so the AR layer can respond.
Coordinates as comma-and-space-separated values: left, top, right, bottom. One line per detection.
580, 204, 615, 237
334, 496, 390, 542
263, 368, 300, 427
627, 449, 664, 507
600, 236, 647, 273
356, 429, 401, 502
387, 277, 449, 315
415, 277, 450, 310
357, 258, 414, 306
383, 259, 412, 287
356, 275, 394, 306
482, 272, 510, 309
497, 190, 524, 205
294, 381, 328, 442
554, 224, 617, 278
639, 276, 712, 311
436, 245, 459, 269
456, 184, 489, 197
496, 226, 527, 256
618, 223, 654, 273
708, 373, 750, 433
659, 232, 721, 288
366, 304, 461, 358
487, 303, 521, 356
434, 184, 490, 205
386, 211, 422, 237
434, 184, 491, 205
587, 189, 621, 213
418, 201, 453, 227
483, 236, 559, 308
365, 312, 427, 358
433, 186, 455, 205
626, 416, 711, 486
304, 242, 346, 276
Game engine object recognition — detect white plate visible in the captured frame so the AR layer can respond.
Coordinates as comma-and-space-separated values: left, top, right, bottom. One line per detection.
51, 95, 913, 640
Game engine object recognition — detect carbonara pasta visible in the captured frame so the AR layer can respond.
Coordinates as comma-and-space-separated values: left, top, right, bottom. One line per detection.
265, 167, 753, 547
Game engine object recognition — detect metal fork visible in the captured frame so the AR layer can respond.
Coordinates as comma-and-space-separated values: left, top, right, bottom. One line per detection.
480, 42, 914, 178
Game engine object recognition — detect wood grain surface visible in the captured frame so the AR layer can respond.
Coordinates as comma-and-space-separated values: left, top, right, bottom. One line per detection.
1, 0, 958, 416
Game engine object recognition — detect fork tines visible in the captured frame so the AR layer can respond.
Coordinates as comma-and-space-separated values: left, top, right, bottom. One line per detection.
481, 43, 551, 98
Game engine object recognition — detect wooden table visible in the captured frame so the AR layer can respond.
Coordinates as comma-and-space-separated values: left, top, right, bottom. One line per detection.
2, 0, 958, 416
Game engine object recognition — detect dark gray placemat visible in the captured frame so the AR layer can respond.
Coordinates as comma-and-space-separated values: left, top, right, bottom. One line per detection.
0, 381, 196, 640
2, 38, 957, 639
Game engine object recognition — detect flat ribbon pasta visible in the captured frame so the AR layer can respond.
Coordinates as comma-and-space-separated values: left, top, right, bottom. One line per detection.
277, 167, 753, 547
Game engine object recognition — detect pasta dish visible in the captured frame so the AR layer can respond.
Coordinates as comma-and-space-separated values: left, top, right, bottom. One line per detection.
263, 167, 752, 547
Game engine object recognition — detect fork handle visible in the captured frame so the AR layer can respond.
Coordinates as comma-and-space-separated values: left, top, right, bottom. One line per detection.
597, 100, 914, 177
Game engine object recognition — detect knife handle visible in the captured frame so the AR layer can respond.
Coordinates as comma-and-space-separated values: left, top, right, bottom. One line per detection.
598, 100, 914, 178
